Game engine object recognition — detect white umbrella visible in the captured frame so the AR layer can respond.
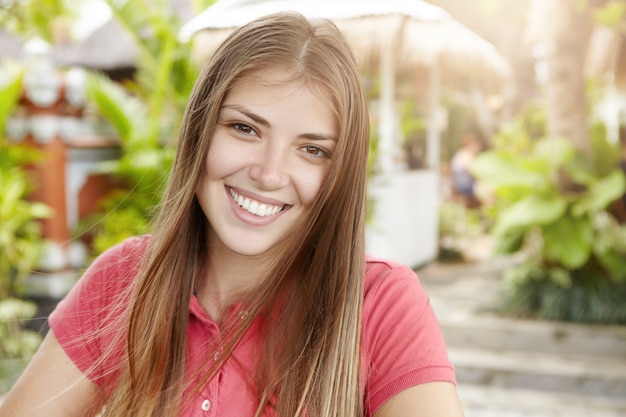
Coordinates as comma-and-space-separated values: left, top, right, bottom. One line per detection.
180, 0, 510, 171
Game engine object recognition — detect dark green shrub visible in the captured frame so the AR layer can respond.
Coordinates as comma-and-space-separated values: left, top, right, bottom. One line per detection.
473, 122, 626, 323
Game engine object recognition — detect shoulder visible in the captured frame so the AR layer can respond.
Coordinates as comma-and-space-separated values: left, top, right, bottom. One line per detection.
47, 236, 152, 383
361, 257, 456, 415
51, 235, 151, 317
364, 255, 423, 299
362, 255, 432, 333
94, 235, 151, 267
83, 235, 151, 284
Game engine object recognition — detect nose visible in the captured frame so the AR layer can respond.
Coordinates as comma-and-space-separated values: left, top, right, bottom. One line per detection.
248, 144, 289, 190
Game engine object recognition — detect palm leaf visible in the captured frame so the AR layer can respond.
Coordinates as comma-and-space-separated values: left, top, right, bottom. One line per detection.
85, 72, 152, 148
0, 61, 24, 142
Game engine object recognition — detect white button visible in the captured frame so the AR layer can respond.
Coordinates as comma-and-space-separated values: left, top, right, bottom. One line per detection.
201, 399, 211, 411
238, 310, 248, 319
213, 352, 219, 361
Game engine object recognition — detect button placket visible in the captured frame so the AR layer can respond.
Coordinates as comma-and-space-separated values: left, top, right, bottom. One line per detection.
195, 365, 219, 415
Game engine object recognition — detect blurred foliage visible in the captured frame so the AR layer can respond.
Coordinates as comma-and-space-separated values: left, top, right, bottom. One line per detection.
365, 123, 380, 225
76, 66, 176, 257
490, 103, 546, 152
0, 298, 42, 394
0, 0, 74, 42
0, 149, 53, 298
190, 0, 216, 12
439, 95, 474, 163
438, 201, 484, 262
0, 62, 46, 383
0, 299, 41, 359
75, 0, 203, 256
400, 100, 428, 170
593, 0, 626, 30
0, 0, 212, 257
0, 62, 52, 299
473, 107, 626, 323
104, 0, 200, 127
0, 61, 25, 138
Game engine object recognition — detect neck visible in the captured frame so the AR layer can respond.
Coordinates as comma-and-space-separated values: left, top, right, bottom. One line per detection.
195, 234, 275, 321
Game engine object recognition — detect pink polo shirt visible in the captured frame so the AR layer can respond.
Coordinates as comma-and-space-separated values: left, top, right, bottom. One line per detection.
49, 236, 455, 416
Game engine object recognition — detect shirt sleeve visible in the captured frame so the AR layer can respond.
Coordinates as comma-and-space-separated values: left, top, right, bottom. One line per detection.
362, 259, 456, 415
47, 236, 148, 387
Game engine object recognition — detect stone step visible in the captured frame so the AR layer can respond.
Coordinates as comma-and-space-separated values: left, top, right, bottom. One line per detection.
457, 383, 626, 417
440, 316, 626, 359
449, 346, 626, 398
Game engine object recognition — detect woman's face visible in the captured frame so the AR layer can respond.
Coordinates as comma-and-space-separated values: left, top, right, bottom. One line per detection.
196, 69, 338, 259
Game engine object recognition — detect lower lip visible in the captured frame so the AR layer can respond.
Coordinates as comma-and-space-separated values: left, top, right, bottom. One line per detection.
226, 187, 285, 226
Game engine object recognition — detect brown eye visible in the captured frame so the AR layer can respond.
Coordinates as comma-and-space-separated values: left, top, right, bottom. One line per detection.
233, 123, 256, 136
305, 146, 319, 154
302, 145, 329, 159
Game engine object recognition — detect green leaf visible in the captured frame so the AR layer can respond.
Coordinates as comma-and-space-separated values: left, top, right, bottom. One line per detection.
494, 194, 567, 236
594, 0, 626, 28
0, 62, 24, 141
472, 151, 544, 189
566, 153, 597, 186
596, 250, 626, 283
543, 215, 593, 269
572, 169, 626, 216
0, 299, 37, 321
494, 227, 525, 254
590, 125, 621, 176
28, 202, 53, 219
85, 72, 149, 144
533, 138, 575, 173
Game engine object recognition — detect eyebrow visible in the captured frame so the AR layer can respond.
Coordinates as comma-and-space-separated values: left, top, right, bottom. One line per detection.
222, 104, 270, 128
221, 104, 338, 143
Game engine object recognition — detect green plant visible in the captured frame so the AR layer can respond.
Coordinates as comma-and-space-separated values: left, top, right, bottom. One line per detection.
0, 62, 46, 388
77, 72, 175, 256
76, 0, 205, 256
438, 201, 484, 262
400, 99, 427, 169
0, 61, 24, 143
0, 298, 42, 394
0, 298, 41, 359
0, 62, 52, 298
0, 151, 53, 298
0, 0, 73, 42
472, 124, 626, 323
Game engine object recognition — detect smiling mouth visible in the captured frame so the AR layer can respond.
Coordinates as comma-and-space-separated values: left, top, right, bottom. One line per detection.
229, 188, 285, 217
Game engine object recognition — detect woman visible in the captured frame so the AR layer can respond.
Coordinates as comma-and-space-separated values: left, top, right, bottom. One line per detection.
0, 12, 464, 417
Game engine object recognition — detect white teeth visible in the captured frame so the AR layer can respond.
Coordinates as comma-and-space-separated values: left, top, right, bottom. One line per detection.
229, 188, 283, 217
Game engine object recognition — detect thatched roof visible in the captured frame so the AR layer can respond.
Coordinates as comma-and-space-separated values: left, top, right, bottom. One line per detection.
54, 19, 139, 70
55, 0, 195, 71
181, 0, 510, 88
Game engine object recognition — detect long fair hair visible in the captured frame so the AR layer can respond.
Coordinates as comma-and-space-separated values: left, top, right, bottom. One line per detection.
101, 12, 370, 417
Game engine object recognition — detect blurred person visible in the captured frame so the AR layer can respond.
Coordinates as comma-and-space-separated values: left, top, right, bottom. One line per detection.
451, 132, 483, 208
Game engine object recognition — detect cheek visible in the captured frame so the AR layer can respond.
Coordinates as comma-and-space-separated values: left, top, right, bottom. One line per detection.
296, 167, 328, 208
204, 138, 243, 179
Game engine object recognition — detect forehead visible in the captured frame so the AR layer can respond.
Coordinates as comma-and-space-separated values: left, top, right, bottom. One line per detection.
226, 68, 337, 115
221, 68, 339, 139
